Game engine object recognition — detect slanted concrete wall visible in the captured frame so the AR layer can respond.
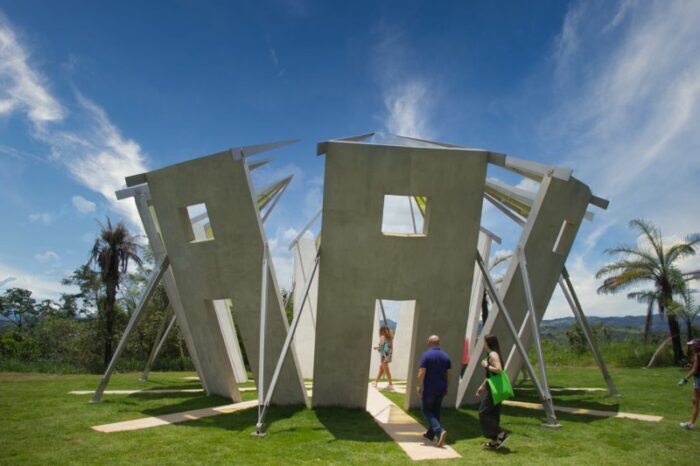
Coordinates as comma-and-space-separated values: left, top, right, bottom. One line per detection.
291, 234, 318, 379
457, 175, 591, 406
313, 142, 487, 409
144, 150, 307, 404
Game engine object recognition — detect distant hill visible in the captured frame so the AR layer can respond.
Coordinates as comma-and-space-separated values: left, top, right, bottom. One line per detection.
540, 314, 669, 342
541, 315, 667, 333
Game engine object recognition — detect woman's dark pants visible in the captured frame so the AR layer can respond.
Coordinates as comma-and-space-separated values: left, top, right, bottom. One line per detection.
479, 387, 501, 440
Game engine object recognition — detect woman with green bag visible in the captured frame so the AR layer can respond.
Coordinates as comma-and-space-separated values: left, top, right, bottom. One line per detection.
476, 334, 511, 449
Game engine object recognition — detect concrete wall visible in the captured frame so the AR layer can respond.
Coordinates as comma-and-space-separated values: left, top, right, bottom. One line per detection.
143, 150, 307, 404
312, 141, 487, 409
457, 175, 591, 406
291, 234, 318, 379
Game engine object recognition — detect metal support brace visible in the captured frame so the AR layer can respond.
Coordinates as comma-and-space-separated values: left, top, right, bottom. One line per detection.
378, 300, 388, 326
140, 312, 177, 382
476, 253, 559, 428
253, 244, 270, 435
288, 209, 322, 251
408, 196, 418, 234
484, 193, 526, 226
91, 256, 170, 402
559, 268, 620, 396
516, 246, 560, 427
261, 177, 292, 223
255, 251, 320, 436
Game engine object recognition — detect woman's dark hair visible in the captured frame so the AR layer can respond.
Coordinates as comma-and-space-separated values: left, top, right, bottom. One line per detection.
379, 326, 393, 341
484, 334, 503, 366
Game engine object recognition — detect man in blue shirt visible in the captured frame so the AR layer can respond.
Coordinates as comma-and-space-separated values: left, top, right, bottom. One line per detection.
417, 335, 451, 447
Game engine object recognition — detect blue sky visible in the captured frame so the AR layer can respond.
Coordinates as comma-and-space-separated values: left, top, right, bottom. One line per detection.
0, 0, 698, 319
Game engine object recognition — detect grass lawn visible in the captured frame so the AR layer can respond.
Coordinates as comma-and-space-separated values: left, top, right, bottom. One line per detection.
1, 367, 698, 465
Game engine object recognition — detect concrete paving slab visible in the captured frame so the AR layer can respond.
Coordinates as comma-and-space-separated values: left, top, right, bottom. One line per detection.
366, 385, 461, 461
70, 389, 204, 395
71, 387, 256, 396
503, 400, 663, 422
92, 400, 258, 433
514, 387, 606, 393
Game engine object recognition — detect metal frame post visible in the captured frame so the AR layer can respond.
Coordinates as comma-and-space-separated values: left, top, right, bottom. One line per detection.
516, 246, 560, 427
559, 268, 620, 396
91, 256, 170, 402
140, 312, 177, 382
476, 252, 560, 428
255, 252, 320, 436
378, 300, 388, 326
254, 244, 270, 435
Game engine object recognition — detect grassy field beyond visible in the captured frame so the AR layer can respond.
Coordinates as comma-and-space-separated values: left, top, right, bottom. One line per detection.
1, 367, 698, 465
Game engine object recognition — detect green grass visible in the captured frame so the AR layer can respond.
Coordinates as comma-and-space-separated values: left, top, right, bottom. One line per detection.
1, 367, 698, 465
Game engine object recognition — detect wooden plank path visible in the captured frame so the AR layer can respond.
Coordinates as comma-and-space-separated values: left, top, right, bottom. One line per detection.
503, 400, 663, 422
365, 385, 461, 461
92, 400, 259, 433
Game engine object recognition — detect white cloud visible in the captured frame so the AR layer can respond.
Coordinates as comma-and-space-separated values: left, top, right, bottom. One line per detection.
28, 212, 52, 224
72, 195, 96, 213
0, 13, 64, 129
0, 276, 16, 288
383, 81, 434, 138
34, 250, 60, 263
538, 0, 700, 317
0, 261, 71, 300
0, 15, 147, 229
373, 27, 436, 139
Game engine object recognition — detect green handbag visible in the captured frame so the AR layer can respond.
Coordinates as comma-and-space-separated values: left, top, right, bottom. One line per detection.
487, 371, 514, 405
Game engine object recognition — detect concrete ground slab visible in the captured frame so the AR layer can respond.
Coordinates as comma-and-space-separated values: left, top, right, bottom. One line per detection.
92, 400, 258, 433
366, 385, 461, 461
70, 389, 204, 395
503, 400, 662, 422
514, 387, 606, 393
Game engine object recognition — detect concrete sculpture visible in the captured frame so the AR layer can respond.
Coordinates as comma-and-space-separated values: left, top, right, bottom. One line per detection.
94, 131, 615, 432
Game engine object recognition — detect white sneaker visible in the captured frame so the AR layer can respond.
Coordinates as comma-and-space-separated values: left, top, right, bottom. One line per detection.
371, 382, 377, 388
680, 422, 695, 430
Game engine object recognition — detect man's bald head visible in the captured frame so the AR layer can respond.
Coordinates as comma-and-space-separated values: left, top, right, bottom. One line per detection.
427, 335, 440, 347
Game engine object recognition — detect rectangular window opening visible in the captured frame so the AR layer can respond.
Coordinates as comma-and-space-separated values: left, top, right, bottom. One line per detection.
180, 202, 215, 243
368, 299, 416, 382
381, 195, 429, 237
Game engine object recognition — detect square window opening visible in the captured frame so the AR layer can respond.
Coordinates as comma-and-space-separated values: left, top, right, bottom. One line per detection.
180, 203, 215, 243
381, 195, 429, 237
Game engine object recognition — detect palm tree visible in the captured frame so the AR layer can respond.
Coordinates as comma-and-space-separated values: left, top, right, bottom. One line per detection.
88, 218, 142, 369
669, 284, 699, 356
596, 219, 700, 363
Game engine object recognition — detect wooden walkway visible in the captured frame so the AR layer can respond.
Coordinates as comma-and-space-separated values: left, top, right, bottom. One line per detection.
365, 385, 461, 461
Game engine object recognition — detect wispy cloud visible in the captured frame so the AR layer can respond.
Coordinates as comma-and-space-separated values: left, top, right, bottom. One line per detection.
0, 13, 64, 129
0, 13, 147, 228
0, 261, 71, 299
373, 27, 436, 138
539, 0, 700, 317
42, 93, 148, 226
28, 211, 53, 224
72, 195, 96, 213
0, 276, 17, 288
34, 250, 60, 263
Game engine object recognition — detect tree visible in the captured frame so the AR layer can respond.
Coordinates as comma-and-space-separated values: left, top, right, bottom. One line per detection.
0, 288, 38, 331
62, 265, 101, 314
669, 284, 699, 357
596, 219, 700, 363
87, 218, 142, 369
